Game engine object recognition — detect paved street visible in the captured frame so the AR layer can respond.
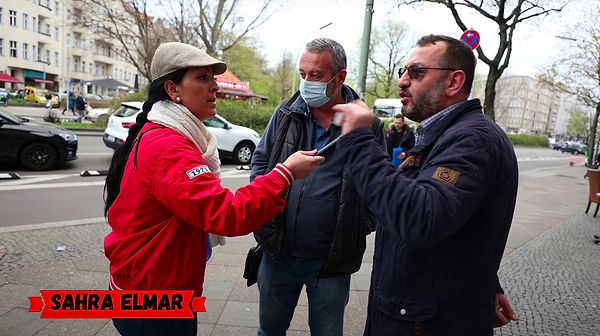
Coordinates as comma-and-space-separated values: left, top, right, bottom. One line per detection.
0, 147, 599, 335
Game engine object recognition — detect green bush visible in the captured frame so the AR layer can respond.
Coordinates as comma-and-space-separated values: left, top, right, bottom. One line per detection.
216, 99, 276, 135
507, 134, 549, 147
111, 91, 148, 110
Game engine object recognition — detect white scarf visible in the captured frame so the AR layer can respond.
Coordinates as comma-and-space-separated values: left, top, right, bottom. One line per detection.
148, 100, 221, 177
147, 100, 225, 248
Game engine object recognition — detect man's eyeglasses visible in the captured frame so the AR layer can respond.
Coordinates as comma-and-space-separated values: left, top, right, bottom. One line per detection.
398, 65, 457, 80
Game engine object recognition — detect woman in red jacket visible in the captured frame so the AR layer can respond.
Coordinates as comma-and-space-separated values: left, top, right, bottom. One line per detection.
104, 42, 324, 336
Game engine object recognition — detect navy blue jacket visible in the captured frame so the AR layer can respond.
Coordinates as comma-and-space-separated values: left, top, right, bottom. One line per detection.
338, 99, 518, 335
251, 86, 386, 264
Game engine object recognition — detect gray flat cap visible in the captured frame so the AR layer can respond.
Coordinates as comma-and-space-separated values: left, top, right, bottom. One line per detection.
150, 42, 227, 81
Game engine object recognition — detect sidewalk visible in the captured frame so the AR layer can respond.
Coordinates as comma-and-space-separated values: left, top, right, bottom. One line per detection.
1, 157, 599, 335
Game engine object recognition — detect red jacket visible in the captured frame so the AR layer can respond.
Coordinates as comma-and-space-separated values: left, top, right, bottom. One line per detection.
105, 122, 292, 296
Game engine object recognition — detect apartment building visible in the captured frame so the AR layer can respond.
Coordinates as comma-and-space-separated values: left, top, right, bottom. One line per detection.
0, 0, 143, 98
472, 75, 579, 136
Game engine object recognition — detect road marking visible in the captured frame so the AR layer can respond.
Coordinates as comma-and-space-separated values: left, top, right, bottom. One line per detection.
77, 152, 113, 156
0, 181, 106, 191
0, 173, 81, 186
0, 217, 107, 233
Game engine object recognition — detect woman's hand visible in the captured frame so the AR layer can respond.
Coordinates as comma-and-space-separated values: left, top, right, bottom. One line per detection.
282, 150, 325, 180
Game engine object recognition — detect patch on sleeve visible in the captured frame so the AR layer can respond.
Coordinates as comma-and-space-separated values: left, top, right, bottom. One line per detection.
186, 165, 211, 180
432, 166, 460, 186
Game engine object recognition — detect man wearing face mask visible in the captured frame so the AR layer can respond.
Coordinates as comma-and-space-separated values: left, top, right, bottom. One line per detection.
250, 38, 386, 336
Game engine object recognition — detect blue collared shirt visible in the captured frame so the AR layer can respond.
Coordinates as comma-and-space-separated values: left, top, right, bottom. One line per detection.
414, 100, 466, 145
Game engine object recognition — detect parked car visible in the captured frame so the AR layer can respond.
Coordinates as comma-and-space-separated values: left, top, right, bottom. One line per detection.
0, 88, 8, 105
23, 86, 59, 107
102, 102, 261, 164
552, 141, 567, 151
83, 93, 104, 101
562, 142, 587, 155
0, 108, 77, 170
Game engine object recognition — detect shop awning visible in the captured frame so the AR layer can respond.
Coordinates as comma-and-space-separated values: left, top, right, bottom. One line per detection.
0, 73, 24, 83
30, 78, 54, 84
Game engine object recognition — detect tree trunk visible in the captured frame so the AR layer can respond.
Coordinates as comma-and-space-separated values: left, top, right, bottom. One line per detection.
483, 70, 500, 121
588, 101, 600, 166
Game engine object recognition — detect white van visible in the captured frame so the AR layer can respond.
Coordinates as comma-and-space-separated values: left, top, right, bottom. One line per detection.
373, 98, 403, 118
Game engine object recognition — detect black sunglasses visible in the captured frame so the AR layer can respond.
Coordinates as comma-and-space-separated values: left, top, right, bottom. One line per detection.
398, 65, 457, 80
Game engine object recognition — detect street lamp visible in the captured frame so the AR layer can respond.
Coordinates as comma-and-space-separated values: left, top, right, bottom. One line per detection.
290, 22, 334, 94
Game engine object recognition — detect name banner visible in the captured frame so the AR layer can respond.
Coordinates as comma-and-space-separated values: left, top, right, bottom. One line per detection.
29, 290, 206, 319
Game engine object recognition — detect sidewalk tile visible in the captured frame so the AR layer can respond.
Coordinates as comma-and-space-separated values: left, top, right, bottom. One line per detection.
0, 308, 50, 336
217, 301, 259, 327
0, 284, 40, 308
34, 318, 107, 336
196, 322, 215, 335
72, 256, 109, 272
227, 283, 259, 303
94, 321, 120, 336
203, 280, 234, 300
197, 299, 226, 324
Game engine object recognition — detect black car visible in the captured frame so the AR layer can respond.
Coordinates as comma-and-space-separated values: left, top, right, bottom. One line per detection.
0, 108, 78, 170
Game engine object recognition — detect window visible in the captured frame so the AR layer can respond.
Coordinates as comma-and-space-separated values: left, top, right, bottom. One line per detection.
54, 51, 58, 67
74, 57, 80, 72
44, 23, 50, 35
22, 13, 28, 30
55, 1, 59, 16
9, 10, 16, 26
66, 9, 71, 23
0, 8, 3, 24
74, 33, 81, 48
32, 17, 37, 32
32, 45, 37, 61
66, 32, 70, 46
45, 49, 50, 63
9, 40, 17, 58
54, 26, 58, 41
0, 38, 3, 56
82, 61, 86, 73
22, 43, 28, 59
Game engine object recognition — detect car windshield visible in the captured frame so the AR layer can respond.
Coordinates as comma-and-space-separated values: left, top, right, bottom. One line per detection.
113, 105, 141, 118
0, 108, 24, 124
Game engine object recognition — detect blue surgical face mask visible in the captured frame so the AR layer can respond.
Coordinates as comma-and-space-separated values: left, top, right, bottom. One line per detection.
299, 73, 339, 107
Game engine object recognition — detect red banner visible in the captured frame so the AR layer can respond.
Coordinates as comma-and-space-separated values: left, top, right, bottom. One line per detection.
28, 290, 206, 319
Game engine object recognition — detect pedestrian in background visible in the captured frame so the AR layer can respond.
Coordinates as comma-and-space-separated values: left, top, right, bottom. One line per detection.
333, 34, 519, 335
62, 92, 76, 115
250, 38, 385, 336
386, 113, 415, 167
74, 94, 86, 122
103, 42, 324, 336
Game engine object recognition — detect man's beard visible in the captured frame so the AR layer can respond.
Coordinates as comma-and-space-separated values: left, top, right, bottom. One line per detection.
401, 81, 445, 122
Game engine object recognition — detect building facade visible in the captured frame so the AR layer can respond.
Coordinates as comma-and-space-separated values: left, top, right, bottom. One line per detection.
0, 0, 142, 98
472, 75, 579, 136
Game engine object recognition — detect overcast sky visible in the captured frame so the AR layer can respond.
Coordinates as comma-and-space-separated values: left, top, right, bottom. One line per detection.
244, 0, 587, 78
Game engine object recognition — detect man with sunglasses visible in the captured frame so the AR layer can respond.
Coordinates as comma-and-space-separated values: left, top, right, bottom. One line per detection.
332, 35, 519, 335
250, 38, 385, 336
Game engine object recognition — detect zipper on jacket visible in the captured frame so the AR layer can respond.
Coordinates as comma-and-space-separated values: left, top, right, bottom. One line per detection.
291, 172, 312, 257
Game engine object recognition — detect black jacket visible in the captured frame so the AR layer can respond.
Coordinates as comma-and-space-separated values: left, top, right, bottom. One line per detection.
250, 86, 386, 277
386, 125, 415, 158
338, 99, 518, 335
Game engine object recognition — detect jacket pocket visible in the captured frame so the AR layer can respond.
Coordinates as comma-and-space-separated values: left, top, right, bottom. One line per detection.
375, 290, 438, 322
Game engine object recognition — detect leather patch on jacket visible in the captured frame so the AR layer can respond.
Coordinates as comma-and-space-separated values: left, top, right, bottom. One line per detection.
399, 153, 422, 170
432, 166, 460, 186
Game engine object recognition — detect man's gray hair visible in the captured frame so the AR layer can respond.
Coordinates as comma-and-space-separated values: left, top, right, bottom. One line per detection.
305, 38, 347, 75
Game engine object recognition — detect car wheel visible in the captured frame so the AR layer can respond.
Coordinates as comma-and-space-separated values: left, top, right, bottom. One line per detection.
19, 142, 58, 171
233, 142, 255, 165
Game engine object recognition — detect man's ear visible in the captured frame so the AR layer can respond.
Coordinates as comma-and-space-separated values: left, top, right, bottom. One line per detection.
446, 70, 466, 97
163, 80, 179, 101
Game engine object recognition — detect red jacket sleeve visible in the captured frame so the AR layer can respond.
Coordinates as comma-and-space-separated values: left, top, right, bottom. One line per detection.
152, 136, 289, 237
